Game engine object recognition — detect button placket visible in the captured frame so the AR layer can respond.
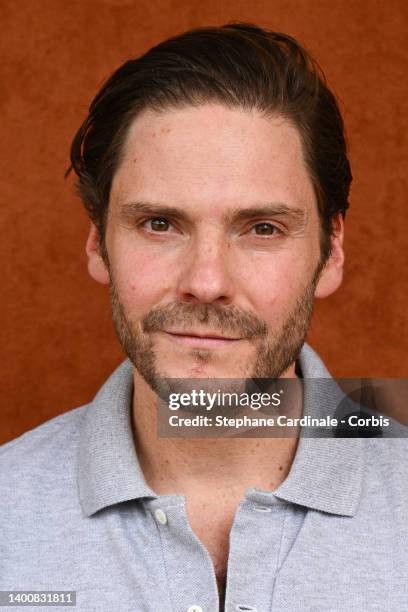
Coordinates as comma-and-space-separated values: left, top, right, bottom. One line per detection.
149, 498, 218, 611
225, 497, 287, 612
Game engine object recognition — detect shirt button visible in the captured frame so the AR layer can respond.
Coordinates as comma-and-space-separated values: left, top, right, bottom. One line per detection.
154, 508, 167, 525
187, 606, 203, 612
253, 504, 272, 512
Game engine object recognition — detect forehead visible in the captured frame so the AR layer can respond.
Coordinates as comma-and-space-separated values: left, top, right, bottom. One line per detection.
109, 104, 317, 218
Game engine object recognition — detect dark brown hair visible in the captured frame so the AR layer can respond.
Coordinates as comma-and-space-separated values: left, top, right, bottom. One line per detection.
68, 22, 352, 262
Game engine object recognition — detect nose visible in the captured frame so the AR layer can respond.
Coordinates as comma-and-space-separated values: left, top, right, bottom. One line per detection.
176, 231, 235, 305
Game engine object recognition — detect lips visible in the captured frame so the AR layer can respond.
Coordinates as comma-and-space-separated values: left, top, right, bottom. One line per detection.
164, 330, 241, 340
161, 329, 242, 348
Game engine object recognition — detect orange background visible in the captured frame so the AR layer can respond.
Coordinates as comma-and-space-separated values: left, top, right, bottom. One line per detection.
1, 0, 407, 444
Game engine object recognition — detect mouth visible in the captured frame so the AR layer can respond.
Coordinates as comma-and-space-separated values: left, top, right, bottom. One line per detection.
160, 329, 243, 349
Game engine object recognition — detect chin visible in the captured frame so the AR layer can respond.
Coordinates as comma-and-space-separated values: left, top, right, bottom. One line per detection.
159, 360, 249, 381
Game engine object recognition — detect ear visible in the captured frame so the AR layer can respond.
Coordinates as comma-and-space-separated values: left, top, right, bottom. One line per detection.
85, 222, 110, 285
314, 214, 345, 299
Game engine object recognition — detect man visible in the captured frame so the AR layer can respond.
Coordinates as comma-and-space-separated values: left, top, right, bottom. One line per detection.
1, 23, 407, 612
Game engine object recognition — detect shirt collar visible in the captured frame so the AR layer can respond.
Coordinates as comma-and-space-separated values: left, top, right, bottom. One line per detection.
77, 359, 157, 517
78, 343, 364, 518
274, 344, 364, 516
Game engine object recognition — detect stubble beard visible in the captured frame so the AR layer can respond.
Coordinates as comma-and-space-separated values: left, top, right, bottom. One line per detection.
108, 267, 322, 394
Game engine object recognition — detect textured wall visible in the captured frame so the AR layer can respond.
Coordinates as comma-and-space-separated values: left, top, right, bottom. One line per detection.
1, 0, 407, 443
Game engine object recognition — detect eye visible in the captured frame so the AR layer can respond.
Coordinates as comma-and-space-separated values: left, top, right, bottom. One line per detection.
144, 217, 171, 232
250, 222, 280, 236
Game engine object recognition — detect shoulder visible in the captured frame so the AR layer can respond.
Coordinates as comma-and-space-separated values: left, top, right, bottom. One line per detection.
364, 434, 408, 469
0, 405, 88, 489
0, 406, 94, 568
363, 436, 408, 507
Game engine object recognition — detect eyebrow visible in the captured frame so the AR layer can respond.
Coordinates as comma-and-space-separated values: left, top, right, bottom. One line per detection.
118, 200, 308, 226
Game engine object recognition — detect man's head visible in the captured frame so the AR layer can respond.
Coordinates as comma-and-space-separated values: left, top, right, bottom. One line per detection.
69, 23, 351, 385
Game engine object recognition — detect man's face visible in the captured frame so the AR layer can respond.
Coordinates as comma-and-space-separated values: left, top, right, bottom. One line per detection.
87, 104, 343, 387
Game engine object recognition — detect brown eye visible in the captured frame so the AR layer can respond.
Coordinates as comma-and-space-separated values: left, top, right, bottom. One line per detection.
149, 218, 170, 232
252, 222, 277, 235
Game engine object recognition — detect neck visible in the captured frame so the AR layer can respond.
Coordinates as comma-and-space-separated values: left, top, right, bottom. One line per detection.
131, 366, 302, 497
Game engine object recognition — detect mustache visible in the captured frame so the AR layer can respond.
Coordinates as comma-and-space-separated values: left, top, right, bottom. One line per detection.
141, 302, 268, 338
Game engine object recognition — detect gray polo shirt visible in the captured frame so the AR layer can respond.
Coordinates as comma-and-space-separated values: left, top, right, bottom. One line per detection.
1, 344, 407, 611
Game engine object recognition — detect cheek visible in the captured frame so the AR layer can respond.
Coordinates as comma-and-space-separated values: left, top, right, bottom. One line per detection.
110, 247, 173, 313
240, 250, 314, 321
